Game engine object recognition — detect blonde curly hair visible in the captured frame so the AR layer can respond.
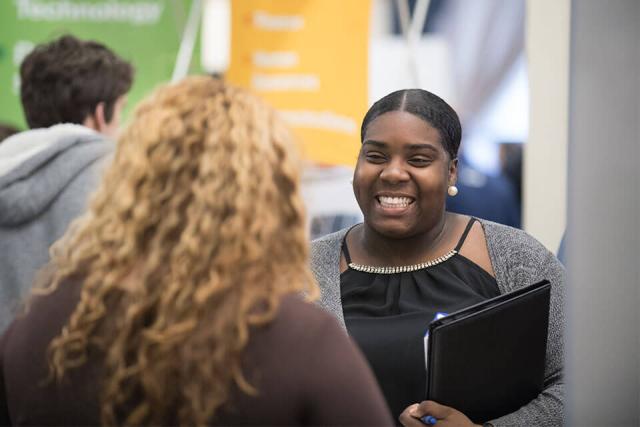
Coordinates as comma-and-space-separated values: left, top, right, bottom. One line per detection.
37, 75, 318, 425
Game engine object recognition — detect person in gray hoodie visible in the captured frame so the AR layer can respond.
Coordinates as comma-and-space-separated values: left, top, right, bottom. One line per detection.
0, 35, 133, 332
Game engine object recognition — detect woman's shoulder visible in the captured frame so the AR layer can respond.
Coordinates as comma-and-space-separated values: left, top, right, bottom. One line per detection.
310, 227, 351, 250
478, 218, 555, 260
309, 226, 353, 278
248, 294, 394, 426
4, 276, 81, 342
246, 295, 349, 370
277, 294, 336, 324
477, 219, 565, 293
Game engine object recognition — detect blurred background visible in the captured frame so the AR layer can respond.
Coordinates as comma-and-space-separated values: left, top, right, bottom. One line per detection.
1, 1, 639, 424
0, 0, 539, 243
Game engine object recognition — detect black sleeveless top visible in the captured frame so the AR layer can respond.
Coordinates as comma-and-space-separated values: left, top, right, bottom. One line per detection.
340, 218, 500, 422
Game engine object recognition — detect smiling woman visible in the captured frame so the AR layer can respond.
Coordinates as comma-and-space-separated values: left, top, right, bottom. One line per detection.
355, 111, 454, 242
310, 89, 565, 427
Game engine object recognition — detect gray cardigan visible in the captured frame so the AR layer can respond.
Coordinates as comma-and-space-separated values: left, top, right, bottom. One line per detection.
310, 218, 564, 427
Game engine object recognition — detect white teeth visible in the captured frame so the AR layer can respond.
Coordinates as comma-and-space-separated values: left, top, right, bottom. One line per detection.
379, 196, 412, 207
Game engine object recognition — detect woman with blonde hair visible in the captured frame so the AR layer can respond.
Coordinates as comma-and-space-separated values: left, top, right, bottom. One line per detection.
0, 76, 393, 426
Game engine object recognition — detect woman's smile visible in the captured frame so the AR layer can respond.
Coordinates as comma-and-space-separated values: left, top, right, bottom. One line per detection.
375, 195, 416, 215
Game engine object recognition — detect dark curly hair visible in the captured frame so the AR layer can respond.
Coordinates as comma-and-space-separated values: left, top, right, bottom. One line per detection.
361, 89, 462, 160
20, 35, 134, 129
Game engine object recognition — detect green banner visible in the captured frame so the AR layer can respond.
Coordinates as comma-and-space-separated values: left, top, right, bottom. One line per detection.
0, 0, 201, 129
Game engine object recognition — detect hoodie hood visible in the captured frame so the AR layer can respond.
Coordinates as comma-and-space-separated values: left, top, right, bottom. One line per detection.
0, 124, 112, 226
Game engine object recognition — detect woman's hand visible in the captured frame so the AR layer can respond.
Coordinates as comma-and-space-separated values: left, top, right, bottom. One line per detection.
399, 400, 482, 427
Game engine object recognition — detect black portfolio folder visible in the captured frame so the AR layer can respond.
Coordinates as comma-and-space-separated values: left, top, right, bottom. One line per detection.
425, 280, 551, 423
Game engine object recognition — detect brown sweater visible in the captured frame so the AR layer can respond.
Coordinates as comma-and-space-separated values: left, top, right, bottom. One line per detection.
0, 280, 393, 426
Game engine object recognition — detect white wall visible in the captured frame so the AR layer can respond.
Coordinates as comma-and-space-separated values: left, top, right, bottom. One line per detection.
523, 0, 570, 251
368, 36, 454, 107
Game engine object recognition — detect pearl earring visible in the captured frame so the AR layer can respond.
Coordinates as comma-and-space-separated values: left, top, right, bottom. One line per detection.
448, 185, 458, 197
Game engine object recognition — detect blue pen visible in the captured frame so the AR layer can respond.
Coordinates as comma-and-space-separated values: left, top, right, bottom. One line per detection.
421, 415, 437, 425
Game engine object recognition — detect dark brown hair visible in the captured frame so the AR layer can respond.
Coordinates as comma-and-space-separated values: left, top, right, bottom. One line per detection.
20, 35, 134, 129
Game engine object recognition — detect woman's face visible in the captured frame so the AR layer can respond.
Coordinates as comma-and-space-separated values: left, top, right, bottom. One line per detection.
353, 111, 457, 239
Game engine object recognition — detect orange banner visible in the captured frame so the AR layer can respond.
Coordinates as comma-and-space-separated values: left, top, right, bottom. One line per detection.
226, 0, 370, 166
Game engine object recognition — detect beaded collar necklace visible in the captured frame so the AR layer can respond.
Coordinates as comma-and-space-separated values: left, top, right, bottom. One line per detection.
344, 217, 478, 275
348, 249, 458, 274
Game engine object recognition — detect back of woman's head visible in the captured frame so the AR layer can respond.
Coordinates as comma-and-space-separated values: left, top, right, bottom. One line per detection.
361, 89, 462, 159
43, 75, 316, 425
